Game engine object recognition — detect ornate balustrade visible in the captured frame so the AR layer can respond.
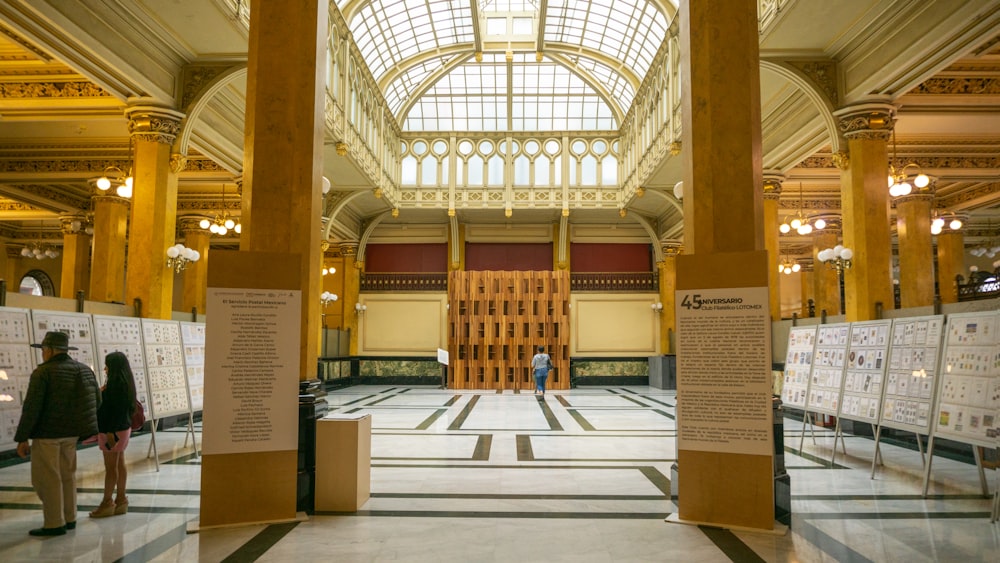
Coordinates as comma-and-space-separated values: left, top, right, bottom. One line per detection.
956, 270, 1000, 301
360, 272, 448, 292
570, 272, 658, 292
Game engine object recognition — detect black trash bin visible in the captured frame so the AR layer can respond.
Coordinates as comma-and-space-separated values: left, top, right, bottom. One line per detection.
297, 379, 328, 513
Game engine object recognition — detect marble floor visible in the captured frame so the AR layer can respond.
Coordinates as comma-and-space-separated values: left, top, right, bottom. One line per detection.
1, 385, 998, 562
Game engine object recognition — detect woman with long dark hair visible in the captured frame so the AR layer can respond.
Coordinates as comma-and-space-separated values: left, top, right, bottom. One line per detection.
89, 352, 137, 518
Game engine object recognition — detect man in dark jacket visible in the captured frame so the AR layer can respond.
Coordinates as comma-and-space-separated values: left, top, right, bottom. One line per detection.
14, 331, 100, 537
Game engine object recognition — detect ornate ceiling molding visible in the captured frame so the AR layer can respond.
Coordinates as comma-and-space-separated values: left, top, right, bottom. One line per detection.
910, 77, 1000, 95
0, 185, 89, 209
937, 182, 1000, 208
180, 64, 231, 109
0, 81, 113, 98
0, 158, 128, 174
786, 59, 839, 106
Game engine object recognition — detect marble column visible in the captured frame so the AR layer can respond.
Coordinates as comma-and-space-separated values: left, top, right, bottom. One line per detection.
59, 215, 91, 299
658, 243, 681, 353
89, 195, 130, 303
240, 0, 326, 377
124, 104, 184, 319
340, 243, 361, 355
813, 228, 842, 316
763, 175, 783, 320
895, 193, 934, 308
936, 230, 965, 304
179, 218, 210, 315
833, 102, 895, 320
680, 0, 763, 254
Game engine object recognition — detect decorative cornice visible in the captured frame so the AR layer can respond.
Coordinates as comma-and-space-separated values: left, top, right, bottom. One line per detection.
778, 197, 841, 211
91, 194, 132, 208
183, 158, 227, 171
0, 200, 42, 212
910, 77, 1000, 95
787, 59, 838, 106
176, 200, 241, 211
0, 81, 114, 98
937, 183, 1000, 208
796, 155, 837, 169
4, 185, 88, 209
180, 64, 230, 109
894, 193, 934, 206
0, 28, 52, 61
339, 242, 359, 256
0, 158, 128, 174
178, 216, 206, 233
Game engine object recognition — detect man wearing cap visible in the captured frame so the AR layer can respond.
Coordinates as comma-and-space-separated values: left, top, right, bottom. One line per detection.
14, 331, 101, 537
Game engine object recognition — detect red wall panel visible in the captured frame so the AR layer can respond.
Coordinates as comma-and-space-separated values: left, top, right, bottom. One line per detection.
570, 243, 652, 272
365, 243, 447, 272
465, 243, 552, 271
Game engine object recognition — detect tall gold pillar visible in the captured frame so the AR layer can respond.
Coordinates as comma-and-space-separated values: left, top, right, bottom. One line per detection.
834, 102, 895, 321
240, 0, 326, 378
813, 228, 842, 316
936, 230, 965, 304
179, 218, 210, 315
763, 175, 783, 320
680, 0, 763, 254
659, 243, 680, 353
895, 193, 934, 308
340, 243, 361, 355
90, 195, 130, 303
124, 105, 184, 319
59, 215, 91, 299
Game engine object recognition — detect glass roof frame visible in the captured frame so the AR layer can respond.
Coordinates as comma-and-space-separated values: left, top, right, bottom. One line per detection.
337, 0, 675, 132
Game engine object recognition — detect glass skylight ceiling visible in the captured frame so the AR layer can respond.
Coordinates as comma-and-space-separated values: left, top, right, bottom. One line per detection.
338, 0, 671, 132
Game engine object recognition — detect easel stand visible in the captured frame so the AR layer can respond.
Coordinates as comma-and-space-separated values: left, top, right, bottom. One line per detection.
869, 425, 923, 480
799, 410, 845, 464
921, 435, 990, 497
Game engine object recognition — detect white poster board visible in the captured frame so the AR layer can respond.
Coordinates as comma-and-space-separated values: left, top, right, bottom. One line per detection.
806, 323, 850, 417
675, 286, 772, 456
202, 288, 301, 456
140, 319, 190, 420
880, 315, 945, 434
781, 326, 817, 409
0, 307, 35, 450
29, 310, 98, 372
839, 320, 892, 424
180, 322, 206, 412
92, 315, 150, 415
932, 311, 1000, 448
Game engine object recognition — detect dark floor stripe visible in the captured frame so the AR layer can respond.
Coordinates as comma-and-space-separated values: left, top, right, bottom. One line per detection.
652, 409, 675, 420
516, 434, 534, 461
220, 521, 299, 563
447, 395, 479, 430
637, 466, 672, 496
415, 408, 448, 430
793, 515, 873, 563
567, 409, 596, 431
115, 520, 191, 563
444, 395, 460, 406
636, 395, 675, 408
538, 397, 564, 430
0, 501, 196, 514
555, 395, 571, 407
784, 447, 850, 469
471, 434, 492, 460
699, 526, 766, 563
621, 395, 651, 407
343, 394, 379, 405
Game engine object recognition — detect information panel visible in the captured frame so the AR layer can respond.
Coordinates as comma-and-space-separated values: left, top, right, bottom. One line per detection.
806, 323, 850, 416
781, 326, 817, 409
932, 311, 1000, 448
93, 315, 150, 414
839, 320, 892, 424
180, 322, 206, 412
880, 315, 945, 434
0, 307, 35, 450
141, 319, 190, 420
29, 310, 97, 372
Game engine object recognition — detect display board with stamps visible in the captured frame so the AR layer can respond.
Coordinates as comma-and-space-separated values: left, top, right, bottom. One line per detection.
141, 319, 190, 419
0, 308, 35, 450
931, 311, 1000, 448
29, 310, 98, 372
879, 315, 945, 434
806, 323, 850, 416
180, 322, 205, 412
781, 326, 817, 408
93, 315, 150, 414
838, 320, 892, 424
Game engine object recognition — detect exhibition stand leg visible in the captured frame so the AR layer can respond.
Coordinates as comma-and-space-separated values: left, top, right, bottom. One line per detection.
830, 419, 847, 466
973, 447, 989, 496
870, 425, 884, 479
921, 435, 936, 496
146, 422, 160, 472
798, 412, 818, 454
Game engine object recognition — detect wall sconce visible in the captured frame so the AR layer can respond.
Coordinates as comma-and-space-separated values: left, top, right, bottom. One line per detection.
322, 266, 336, 276
165, 243, 200, 273
651, 302, 664, 313
20, 244, 60, 260
96, 166, 133, 198
931, 212, 963, 235
818, 245, 853, 271
355, 303, 367, 315
320, 291, 338, 306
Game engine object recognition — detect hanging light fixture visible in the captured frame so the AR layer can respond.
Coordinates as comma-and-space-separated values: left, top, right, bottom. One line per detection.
779, 183, 825, 235
818, 245, 853, 271
95, 137, 134, 198
887, 128, 930, 197
165, 243, 200, 273
930, 211, 964, 235
20, 244, 60, 260
199, 183, 242, 235
778, 256, 802, 275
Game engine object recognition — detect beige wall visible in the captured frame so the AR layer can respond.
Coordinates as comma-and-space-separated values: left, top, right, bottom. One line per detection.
570, 293, 660, 356
357, 293, 447, 355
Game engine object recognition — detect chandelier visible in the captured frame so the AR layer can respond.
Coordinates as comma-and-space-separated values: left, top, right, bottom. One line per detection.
20, 244, 60, 260
96, 138, 134, 198
888, 128, 929, 197
778, 256, 801, 275
779, 183, 825, 235
199, 184, 241, 235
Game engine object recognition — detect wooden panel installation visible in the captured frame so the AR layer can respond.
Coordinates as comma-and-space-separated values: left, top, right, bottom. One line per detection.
448, 270, 570, 390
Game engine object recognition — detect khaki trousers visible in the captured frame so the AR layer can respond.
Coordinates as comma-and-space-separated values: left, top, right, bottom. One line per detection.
31, 437, 79, 528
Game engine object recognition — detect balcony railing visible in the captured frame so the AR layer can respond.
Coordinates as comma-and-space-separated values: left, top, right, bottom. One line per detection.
957, 271, 1000, 302
361, 273, 448, 292
570, 272, 658, 292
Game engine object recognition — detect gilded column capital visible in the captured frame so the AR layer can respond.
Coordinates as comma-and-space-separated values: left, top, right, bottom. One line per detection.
170, 153, 187, 173
894, 193, 934, 206
125, 104, 185, 145
833, 101, 895, 141
60, 214, 90, 236
762, 173, 783, 200
335, 142, 348, 156
339, 242, 359, 256
178, 216, 207, 234
92, 194, 132, 209
831, 150, 850, 170
661, 241, 683, 258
